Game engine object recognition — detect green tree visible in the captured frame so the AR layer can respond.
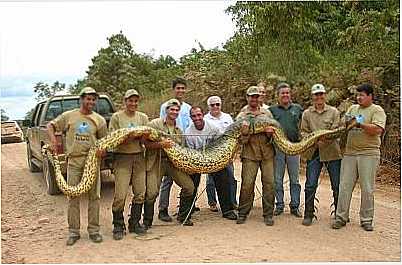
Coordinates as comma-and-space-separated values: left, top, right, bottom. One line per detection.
33, 81, 66, 101
1, 109, 9, 121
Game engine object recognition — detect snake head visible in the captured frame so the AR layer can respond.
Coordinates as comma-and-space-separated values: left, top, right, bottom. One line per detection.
345, 116, 358, 130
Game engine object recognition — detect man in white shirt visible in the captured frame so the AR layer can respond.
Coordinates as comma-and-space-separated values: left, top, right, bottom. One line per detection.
204, 96, 238, 212
186, 106, 237, 220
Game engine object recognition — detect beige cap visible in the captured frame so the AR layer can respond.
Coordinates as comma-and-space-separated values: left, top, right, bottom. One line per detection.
165, 98, 181, 109
246, 86, 261, 96
124, 89, 140, 99
311, 84, 326, 94
79, 87, 98, 96
207, 96, 222, 105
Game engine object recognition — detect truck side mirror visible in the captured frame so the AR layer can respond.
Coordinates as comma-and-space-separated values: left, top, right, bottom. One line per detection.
22, 119, 32, 127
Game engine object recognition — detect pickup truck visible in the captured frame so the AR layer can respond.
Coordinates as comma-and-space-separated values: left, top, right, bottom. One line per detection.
25, 94, 116, 195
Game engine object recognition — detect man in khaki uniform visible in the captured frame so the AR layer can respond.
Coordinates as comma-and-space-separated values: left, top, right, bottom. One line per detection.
300, 84, 342, 226
236, 86, 276, 226
332, 84, 386, 232
144, 99, 195, 226
109, 89, 149, 239
47, 87, 108, 246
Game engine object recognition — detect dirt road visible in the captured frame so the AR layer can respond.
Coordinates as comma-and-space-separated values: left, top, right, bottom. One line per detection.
1, 142, 400, 263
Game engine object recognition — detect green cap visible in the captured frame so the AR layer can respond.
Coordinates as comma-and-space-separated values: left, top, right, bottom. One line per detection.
124, 89, 140, 99
246, 86, 261, 96
165, 98, 181, 109
79, 87, 98, 96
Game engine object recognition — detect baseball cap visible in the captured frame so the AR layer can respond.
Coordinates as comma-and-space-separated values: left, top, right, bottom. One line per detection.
165, 98, 181, 109
246, 86, 261, 96
207, 96, 222, 105
311, 84, 326, 94
124, 89, 140, 99
79, 87, 98, 96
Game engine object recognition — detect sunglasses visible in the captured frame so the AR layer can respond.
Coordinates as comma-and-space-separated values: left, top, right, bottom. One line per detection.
209, 103, 221, 107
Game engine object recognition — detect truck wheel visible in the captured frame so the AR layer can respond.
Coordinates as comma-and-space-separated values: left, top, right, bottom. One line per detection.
43, 156, 60, 195
26, 143, 40, 172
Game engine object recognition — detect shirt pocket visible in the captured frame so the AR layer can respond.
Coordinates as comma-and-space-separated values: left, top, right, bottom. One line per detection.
323, 119, 332, 129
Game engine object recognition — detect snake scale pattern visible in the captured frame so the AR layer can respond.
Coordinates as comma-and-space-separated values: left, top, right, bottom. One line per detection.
42, 116, 356, 197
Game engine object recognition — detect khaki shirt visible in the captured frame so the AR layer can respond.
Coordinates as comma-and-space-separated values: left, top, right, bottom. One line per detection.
109, 110, 149, 154
301, 104, 342, 161
236, 106, 275, 161
145, 118, 184, 171
345, 103, 386, 156
50, 109, 107, 158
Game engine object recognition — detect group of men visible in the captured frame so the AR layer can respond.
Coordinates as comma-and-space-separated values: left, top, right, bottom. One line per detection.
47, 77, 386, 246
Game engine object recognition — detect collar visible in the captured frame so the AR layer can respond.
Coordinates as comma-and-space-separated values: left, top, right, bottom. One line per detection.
311, 103, 329, 113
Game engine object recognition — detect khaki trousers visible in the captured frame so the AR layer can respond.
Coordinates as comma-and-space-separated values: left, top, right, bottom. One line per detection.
112, 153, 146, 211
238, 158, 275, 218
146, 157, 194, 202
67, 156, 101, 236
336, 155, 380, 224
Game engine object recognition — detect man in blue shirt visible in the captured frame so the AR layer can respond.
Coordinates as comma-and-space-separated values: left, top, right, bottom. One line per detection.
269, 82, 303, 218
158, 77, 193, 222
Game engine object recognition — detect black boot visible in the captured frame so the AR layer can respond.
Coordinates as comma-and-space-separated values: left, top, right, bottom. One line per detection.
128, 203, 147, 235
112, 210, 125, 240
177, 196, 194, 226
143, 201, 155, 230
303, 189, 315, 226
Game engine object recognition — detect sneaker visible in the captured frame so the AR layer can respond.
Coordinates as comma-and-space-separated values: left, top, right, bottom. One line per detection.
89, 233, 103, 243
273, 208, 284, 216
236, 216, 246, 224
361, 223, 374, 231
264, 216, 274, 226
223, 211, 238, 220
302, 216, 313, 226
158, 209, 173, 222
332, 219, 346, 229
290, 208, 303, 218
66, 235, 80, 246
209, 204, 219, 212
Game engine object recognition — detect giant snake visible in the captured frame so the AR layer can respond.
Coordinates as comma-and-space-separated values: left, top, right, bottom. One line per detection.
42, 116, 357, 197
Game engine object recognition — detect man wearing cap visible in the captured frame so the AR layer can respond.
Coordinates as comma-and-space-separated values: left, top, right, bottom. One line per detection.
186, 106, 238, 220
332, 83, 386, 232
240, 84, 270, 112
109, 89, 149, 239
235, 86, 276, 226
158, 77, 193, 222
144, 99, 195, 226
47, 87, 108, 246
300, 84, 342, 226
269, 82, 303, 218
204, 96, 238, 212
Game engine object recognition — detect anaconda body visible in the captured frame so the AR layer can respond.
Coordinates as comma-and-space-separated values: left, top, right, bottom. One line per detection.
43, 116, 356, 197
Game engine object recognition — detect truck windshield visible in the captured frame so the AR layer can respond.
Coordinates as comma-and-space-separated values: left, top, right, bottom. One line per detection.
44, 98, 113, 122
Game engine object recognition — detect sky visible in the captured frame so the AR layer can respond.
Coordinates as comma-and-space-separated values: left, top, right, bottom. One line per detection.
0, 1, 236, 120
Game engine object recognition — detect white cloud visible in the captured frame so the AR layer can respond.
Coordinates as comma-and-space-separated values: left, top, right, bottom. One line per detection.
0, 0, 236, 120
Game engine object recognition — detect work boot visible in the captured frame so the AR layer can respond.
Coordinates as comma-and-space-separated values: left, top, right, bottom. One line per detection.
89, 233, 103, 243
112, 210, 125, 240
302, 216, 313, 226
177, 196, 194, 225
264, 216, 274, 226
290, 208, 303, 218
128, 203, 147, 235
143, 201, 155, 230
158, 208, 173, 222
236, 216, 247, 224
361, 222, 374, 231
66, 235, 80, 246
332, 218, 346, 229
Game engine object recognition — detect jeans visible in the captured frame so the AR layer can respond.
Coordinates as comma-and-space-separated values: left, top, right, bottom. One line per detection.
274, 147, 301, 210
304, 150, 341, 216
206, 163, 237, 206
209, 166, 236, 216
158, 175, 173, 211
